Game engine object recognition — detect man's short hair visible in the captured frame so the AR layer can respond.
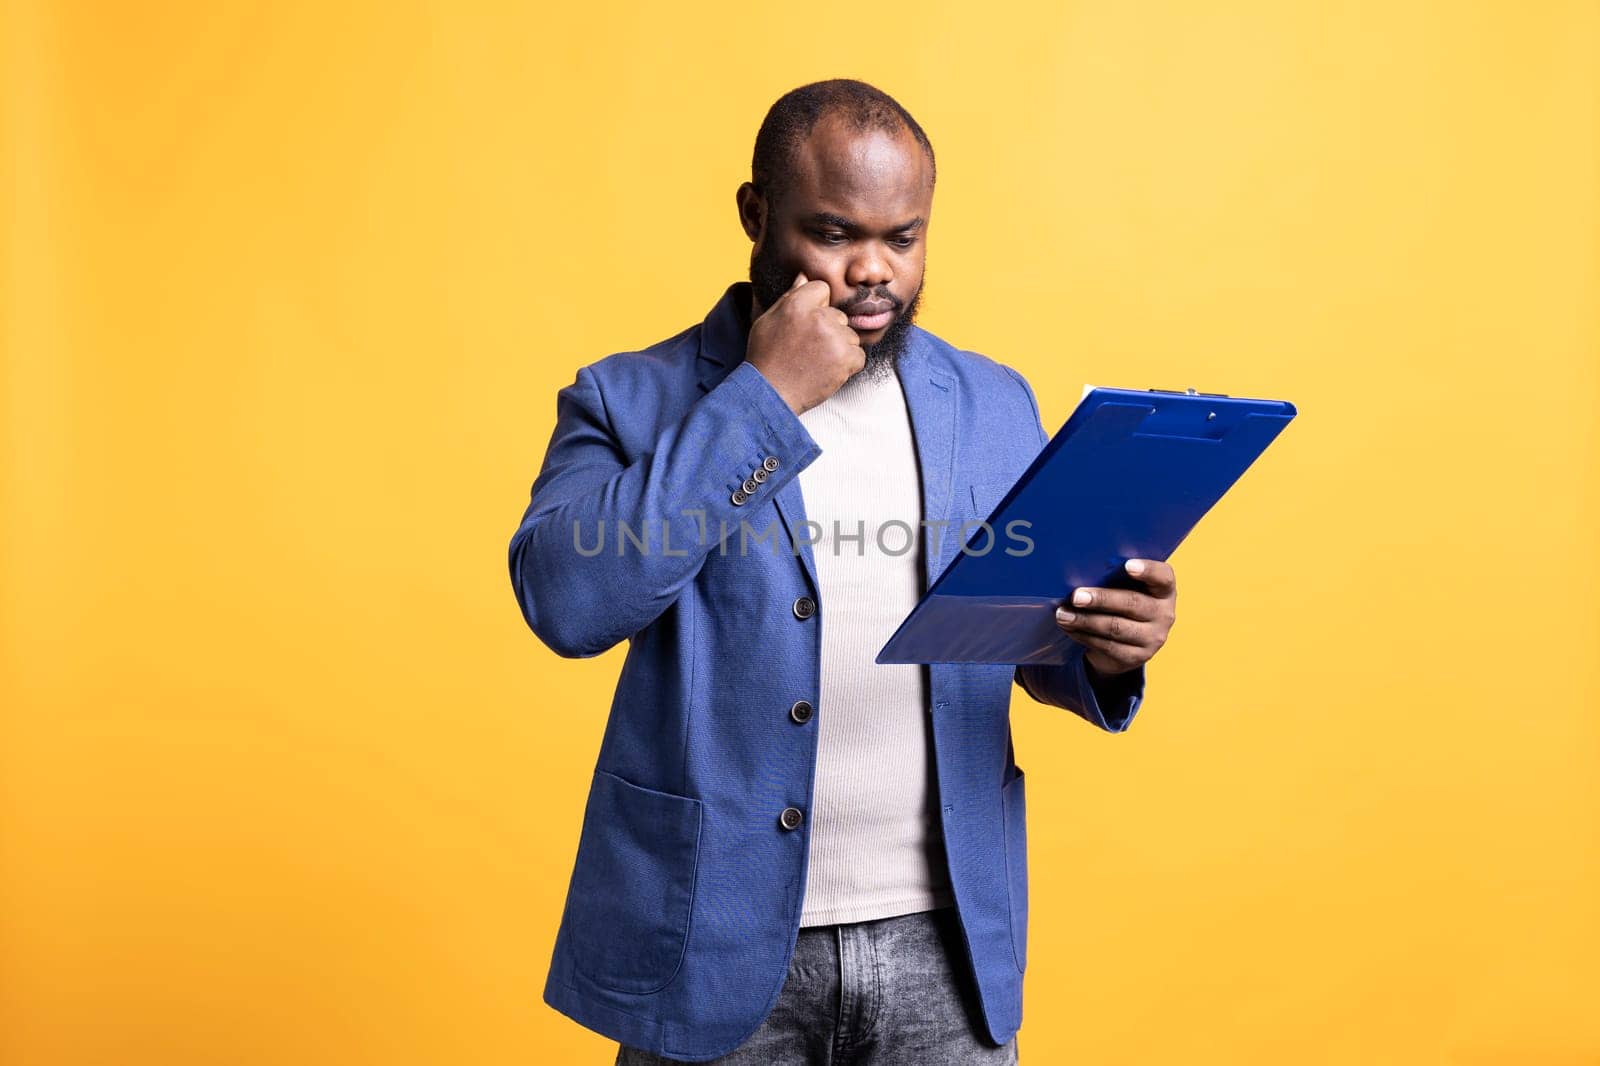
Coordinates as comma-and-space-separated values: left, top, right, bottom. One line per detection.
751, 79, 936, 208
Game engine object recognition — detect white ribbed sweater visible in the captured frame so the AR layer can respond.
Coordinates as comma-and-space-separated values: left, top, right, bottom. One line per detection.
794, 364, 956, 927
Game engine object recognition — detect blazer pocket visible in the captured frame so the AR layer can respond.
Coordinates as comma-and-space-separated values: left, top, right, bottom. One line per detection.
1001, 766, 1029, 974
567, 769, 703, 994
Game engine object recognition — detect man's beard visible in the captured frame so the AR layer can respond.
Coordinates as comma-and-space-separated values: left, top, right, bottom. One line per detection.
748, 241, 922, 384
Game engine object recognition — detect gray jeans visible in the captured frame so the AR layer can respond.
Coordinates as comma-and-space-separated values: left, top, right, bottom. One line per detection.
615, 905, 1019, 1065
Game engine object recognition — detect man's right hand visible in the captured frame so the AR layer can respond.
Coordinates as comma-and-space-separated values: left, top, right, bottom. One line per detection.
745, 273, 865, 416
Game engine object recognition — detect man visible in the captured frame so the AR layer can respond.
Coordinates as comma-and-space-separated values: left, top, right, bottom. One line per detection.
508, 79, 1176, 1065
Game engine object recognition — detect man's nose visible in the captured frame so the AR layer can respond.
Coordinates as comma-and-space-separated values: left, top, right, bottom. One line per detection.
844, 244, 893, 290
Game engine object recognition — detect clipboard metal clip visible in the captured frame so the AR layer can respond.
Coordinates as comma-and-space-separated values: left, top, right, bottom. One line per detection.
1147, 386, 1231, 398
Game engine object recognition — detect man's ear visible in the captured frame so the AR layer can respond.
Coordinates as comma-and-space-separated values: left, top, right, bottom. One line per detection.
735, 182, 765, 243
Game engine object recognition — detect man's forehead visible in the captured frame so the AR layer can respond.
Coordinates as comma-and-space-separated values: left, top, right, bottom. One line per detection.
785, 118, 932, 212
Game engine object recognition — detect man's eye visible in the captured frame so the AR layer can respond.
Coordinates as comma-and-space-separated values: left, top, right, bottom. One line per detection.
815, 232, 847, 245
890, 237, 917, 249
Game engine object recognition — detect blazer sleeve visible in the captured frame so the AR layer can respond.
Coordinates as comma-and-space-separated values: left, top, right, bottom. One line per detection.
508, 358, 821, 658
999, 364, 1146, 734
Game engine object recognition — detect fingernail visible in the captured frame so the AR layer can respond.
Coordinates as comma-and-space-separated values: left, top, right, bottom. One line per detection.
1073, 589, 1092, 607
1056, 607, 1075, 624
1126, 559, 1145, 575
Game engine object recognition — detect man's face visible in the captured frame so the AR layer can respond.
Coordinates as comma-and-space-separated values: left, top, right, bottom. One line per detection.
739, 114, 933, 380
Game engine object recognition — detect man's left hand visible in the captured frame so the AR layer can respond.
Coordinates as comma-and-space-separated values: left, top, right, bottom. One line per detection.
1053, 558, 1177, 677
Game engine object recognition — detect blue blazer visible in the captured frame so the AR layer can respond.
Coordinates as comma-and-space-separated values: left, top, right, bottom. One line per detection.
508, 282, 1145, 1061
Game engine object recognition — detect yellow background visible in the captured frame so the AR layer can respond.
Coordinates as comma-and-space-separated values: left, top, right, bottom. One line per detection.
4, 1, 1596, 1063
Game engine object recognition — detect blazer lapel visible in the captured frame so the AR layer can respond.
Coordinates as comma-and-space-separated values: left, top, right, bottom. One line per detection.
695, 282, 749, 396
897, 332, 959, 592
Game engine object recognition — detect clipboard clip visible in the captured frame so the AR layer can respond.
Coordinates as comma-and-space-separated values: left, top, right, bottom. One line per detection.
1147, 386, 1231, 398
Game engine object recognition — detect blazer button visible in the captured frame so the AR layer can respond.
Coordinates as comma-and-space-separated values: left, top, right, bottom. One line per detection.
789, 699, 814, 724
742, 477, 759, 494
762, 456, 780, 473
731, 489, 748, 506
792, 596, 816, 620
751, 467, 769, 484
779, 806, 804, 831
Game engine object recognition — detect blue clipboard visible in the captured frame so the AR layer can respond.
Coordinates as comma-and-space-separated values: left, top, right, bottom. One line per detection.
875, 386, 1297, 665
